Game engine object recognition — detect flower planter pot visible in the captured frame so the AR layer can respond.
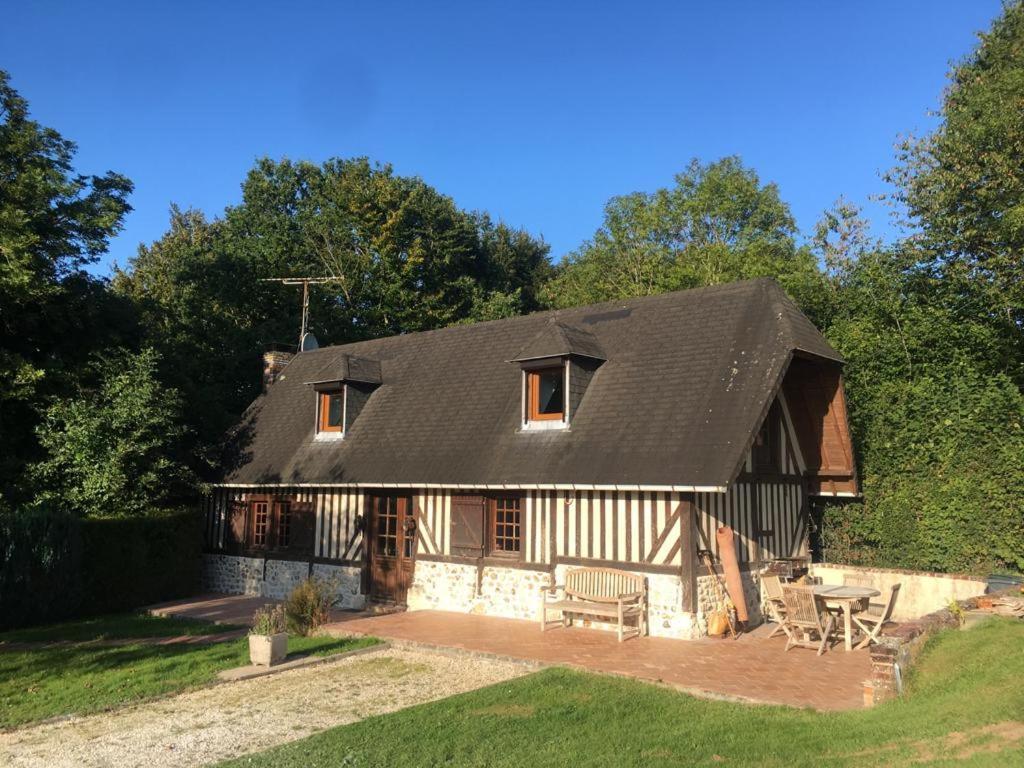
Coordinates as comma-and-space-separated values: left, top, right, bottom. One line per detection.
249, 632, 288, 667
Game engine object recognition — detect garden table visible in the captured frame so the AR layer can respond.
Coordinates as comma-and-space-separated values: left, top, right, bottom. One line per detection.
813, 585, 881, 651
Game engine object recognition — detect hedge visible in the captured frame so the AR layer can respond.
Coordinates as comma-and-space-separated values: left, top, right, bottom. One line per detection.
0, 506, 202, 630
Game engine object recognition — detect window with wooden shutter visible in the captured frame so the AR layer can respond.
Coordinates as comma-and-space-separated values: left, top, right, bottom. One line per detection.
450, 494, 486, 557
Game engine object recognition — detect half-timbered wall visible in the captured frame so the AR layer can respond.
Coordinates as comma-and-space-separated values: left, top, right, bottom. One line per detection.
693, 481, 807, 564
205, 486, 364, 562
415, 489, 687, 568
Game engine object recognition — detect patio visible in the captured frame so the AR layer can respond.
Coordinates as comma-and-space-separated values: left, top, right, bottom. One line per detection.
148, 594, 872, 711
323, 610, 871, 711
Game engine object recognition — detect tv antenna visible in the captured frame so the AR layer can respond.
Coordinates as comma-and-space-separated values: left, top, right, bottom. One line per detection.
261, 276, 343, 351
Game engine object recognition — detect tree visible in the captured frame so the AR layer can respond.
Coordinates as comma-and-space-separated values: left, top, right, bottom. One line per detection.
0, 70, 133, 500
543, 157, 824, 313
114, 158, 551, 462
887, 2, 1024, 379
31, 348, 196, 518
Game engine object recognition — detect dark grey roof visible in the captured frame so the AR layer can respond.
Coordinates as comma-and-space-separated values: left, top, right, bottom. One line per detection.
304, 354, 382, 386
221, 278, 841, 488
510, 320, 606, 363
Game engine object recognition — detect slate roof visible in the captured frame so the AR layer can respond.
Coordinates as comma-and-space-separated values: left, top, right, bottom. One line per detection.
221, 278, 842, 489
510, 320, 607, 362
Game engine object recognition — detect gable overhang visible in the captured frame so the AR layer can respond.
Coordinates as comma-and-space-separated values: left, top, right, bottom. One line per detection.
724, 349, 860, 495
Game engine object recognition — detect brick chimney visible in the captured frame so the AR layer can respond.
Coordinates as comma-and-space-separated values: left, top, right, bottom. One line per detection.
262, 345, 295, 391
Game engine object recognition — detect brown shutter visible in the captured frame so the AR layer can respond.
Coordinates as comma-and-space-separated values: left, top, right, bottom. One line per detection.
290, 501, 316, 555
450, 494, 486, 557
225, 500, 247, 554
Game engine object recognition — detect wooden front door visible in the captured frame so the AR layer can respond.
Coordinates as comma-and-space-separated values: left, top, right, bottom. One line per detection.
368, 493, 416, 604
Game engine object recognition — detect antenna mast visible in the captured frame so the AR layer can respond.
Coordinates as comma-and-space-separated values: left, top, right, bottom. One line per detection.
261, 276, 342, 349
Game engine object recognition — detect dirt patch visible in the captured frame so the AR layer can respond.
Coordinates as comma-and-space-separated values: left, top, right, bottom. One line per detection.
848, 720, 1024, 765
0, 647, 528, 768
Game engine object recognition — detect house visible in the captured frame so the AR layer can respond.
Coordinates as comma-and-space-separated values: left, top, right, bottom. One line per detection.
203, 278, 858, 639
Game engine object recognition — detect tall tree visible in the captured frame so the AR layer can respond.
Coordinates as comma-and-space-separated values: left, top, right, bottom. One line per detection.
543, 157, 824, 314
115, 157, 551, 460
0, 71, 133, 499
888, 2, 1024, 379
31, 348, 196, 518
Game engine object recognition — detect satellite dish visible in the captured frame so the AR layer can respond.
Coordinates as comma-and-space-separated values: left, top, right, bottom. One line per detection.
300, 332, 319, 352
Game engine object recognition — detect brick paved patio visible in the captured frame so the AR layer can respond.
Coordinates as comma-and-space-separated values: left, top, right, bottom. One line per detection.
151, 595, 872, 711
325, 610, 872, 711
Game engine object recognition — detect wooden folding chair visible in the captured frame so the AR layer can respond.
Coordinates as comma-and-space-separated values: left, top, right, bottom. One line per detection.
781, 584, 836, 656
853, 583, 901, 649
761, 574, 792, 640
842, 572, 873, 612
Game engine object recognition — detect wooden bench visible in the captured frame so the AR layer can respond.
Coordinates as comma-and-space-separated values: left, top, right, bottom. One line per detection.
539, 567, 647, 642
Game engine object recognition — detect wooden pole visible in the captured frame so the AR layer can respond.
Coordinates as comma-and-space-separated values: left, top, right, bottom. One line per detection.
679, 496, 697, 613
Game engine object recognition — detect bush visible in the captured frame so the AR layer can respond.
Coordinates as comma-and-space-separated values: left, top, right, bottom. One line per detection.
0, 506, 201, 630
251, 604, 286, 636
284, 577, 336, 636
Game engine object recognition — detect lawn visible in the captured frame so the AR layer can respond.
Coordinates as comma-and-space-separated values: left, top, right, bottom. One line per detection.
219, 618, 1024, 768
0, 613, 379, 728
0, 611, 239, 643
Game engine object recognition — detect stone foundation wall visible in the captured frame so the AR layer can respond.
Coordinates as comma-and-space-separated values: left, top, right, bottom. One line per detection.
202, 554, 365, 610
408, 560, 702, 639
695, 569, 764, 635
406, 560, 548, 620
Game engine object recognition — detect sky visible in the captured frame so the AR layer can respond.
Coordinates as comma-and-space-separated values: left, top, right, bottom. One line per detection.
2, 1, 1005, 275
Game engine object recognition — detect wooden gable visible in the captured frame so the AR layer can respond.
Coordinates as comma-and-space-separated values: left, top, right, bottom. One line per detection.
781, 356, 858, 495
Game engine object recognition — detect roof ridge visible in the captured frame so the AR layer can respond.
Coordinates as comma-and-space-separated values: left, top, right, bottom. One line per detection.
301, 278, 777, 356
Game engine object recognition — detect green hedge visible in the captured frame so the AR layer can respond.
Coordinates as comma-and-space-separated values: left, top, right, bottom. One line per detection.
0, 507, 201, 630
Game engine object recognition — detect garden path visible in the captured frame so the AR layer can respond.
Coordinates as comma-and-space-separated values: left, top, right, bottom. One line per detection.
0, 646, 530, 768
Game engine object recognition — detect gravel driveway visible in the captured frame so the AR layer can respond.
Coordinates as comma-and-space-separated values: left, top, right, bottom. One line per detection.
0, 646, 531, 768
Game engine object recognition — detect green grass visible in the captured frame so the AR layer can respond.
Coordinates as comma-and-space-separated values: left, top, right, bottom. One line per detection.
0, 612, 241, 643
219, 618, 1024, 768
0, 615, 380, 728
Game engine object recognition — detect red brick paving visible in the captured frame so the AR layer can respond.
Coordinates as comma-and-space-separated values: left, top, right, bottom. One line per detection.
325, 610, 871, 711
147, 593, 273, 626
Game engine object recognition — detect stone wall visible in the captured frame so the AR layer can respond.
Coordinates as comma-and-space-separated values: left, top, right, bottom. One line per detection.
811, 563, 987, 621
695, 569, 764, 635
202, 554, 365, 610
406, 560, 548, 621
408, 559, 703, 640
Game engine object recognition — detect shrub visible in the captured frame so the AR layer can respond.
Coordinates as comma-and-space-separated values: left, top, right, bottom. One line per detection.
250, 604, 286, 636
284, 577, 336, 636
0, 506, 201, 630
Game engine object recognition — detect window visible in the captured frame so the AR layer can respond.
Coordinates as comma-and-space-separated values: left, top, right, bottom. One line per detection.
275, 501, 291, 548
489, 496, 521, 555
376, 496, 399, 557
318, 391, 344, 433
527, 366, 564, 421
251, 501, 269, 548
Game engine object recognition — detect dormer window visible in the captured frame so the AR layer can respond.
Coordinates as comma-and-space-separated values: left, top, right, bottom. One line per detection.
510, 319, 605, 432
527, 366, 564, 421
318, 391, 344, 434
307, 354, 382, 442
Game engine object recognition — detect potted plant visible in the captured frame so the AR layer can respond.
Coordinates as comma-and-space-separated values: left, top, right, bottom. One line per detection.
249, 604, 288, 666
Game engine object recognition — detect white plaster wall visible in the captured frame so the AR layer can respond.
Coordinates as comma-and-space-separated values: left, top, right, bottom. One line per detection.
810, 563, 986, 621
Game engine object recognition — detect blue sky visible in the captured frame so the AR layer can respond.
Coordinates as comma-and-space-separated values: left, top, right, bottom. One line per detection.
2, 1, 1004, 275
